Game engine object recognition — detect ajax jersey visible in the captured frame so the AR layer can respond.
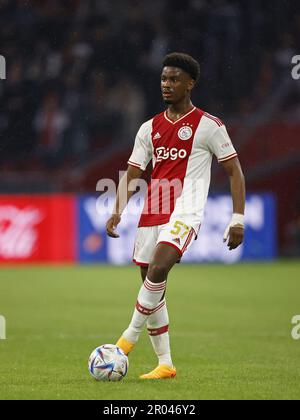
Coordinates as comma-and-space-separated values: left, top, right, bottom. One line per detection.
128, 107, 237, 230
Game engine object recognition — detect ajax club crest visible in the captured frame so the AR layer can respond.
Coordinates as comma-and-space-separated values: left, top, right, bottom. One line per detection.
178, 126, 193, 141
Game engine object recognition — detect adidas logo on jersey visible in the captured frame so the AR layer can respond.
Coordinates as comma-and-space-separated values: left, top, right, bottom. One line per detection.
153, 132, 161, 140
173, 238, 181, 245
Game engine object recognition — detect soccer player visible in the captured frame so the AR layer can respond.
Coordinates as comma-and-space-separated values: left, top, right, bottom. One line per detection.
106, 52, 246, 379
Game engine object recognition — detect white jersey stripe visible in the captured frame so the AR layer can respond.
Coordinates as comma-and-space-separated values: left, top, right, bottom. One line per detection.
204, 112, 223, 127
218, 153, 238, 162
128, 160, 142, 168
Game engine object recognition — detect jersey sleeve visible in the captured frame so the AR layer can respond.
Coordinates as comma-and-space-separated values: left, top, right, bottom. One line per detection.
207, 124, 238, 163
128, 120, 152, 171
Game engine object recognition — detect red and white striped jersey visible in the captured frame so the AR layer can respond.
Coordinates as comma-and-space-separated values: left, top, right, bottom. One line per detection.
128, 107, 237, 229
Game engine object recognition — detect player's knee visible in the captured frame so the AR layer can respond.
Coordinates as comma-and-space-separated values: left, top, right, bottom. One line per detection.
147, 263, 169, 283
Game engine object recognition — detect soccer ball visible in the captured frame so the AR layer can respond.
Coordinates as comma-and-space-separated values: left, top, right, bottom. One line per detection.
88, 344, 129, 382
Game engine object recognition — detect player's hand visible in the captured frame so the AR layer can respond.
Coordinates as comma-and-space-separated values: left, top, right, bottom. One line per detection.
223, 213, 244, 250
106, 214, 121, 238
224, 225, 244, 250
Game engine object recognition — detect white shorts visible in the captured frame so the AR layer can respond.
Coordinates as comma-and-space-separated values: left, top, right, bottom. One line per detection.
133, 218, 197, 267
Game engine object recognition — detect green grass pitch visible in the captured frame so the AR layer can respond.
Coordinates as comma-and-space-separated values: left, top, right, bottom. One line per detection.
0, 262, 300, 400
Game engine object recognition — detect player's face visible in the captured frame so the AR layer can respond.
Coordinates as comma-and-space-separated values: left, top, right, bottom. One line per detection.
161, 67, 194, 105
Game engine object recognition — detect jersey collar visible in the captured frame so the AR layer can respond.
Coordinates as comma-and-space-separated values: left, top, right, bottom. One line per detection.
164, 106, 196, 124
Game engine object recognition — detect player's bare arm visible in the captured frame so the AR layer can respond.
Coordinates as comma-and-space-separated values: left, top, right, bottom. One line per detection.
221, 157, 246, 250
106, 165, 143, 238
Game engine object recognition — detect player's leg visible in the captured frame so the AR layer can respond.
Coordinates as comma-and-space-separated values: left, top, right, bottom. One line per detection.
116, 227, 166, 354
139, 244, 179, 379
140, 267, 173, 369
121, 243, 179, 343
140, 266, 166, 300
147, 242, 180, 283
117, 222, 195, 374
140, 266, 147, 282
116, 241, 179, 357
140, 221, 196, 379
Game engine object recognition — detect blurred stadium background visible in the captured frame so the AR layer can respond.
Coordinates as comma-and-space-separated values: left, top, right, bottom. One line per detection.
1, 0, 300, 401
0, 0, 299, 264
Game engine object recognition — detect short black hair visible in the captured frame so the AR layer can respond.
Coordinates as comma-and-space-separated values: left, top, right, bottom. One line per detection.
162, 52, 200, 84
